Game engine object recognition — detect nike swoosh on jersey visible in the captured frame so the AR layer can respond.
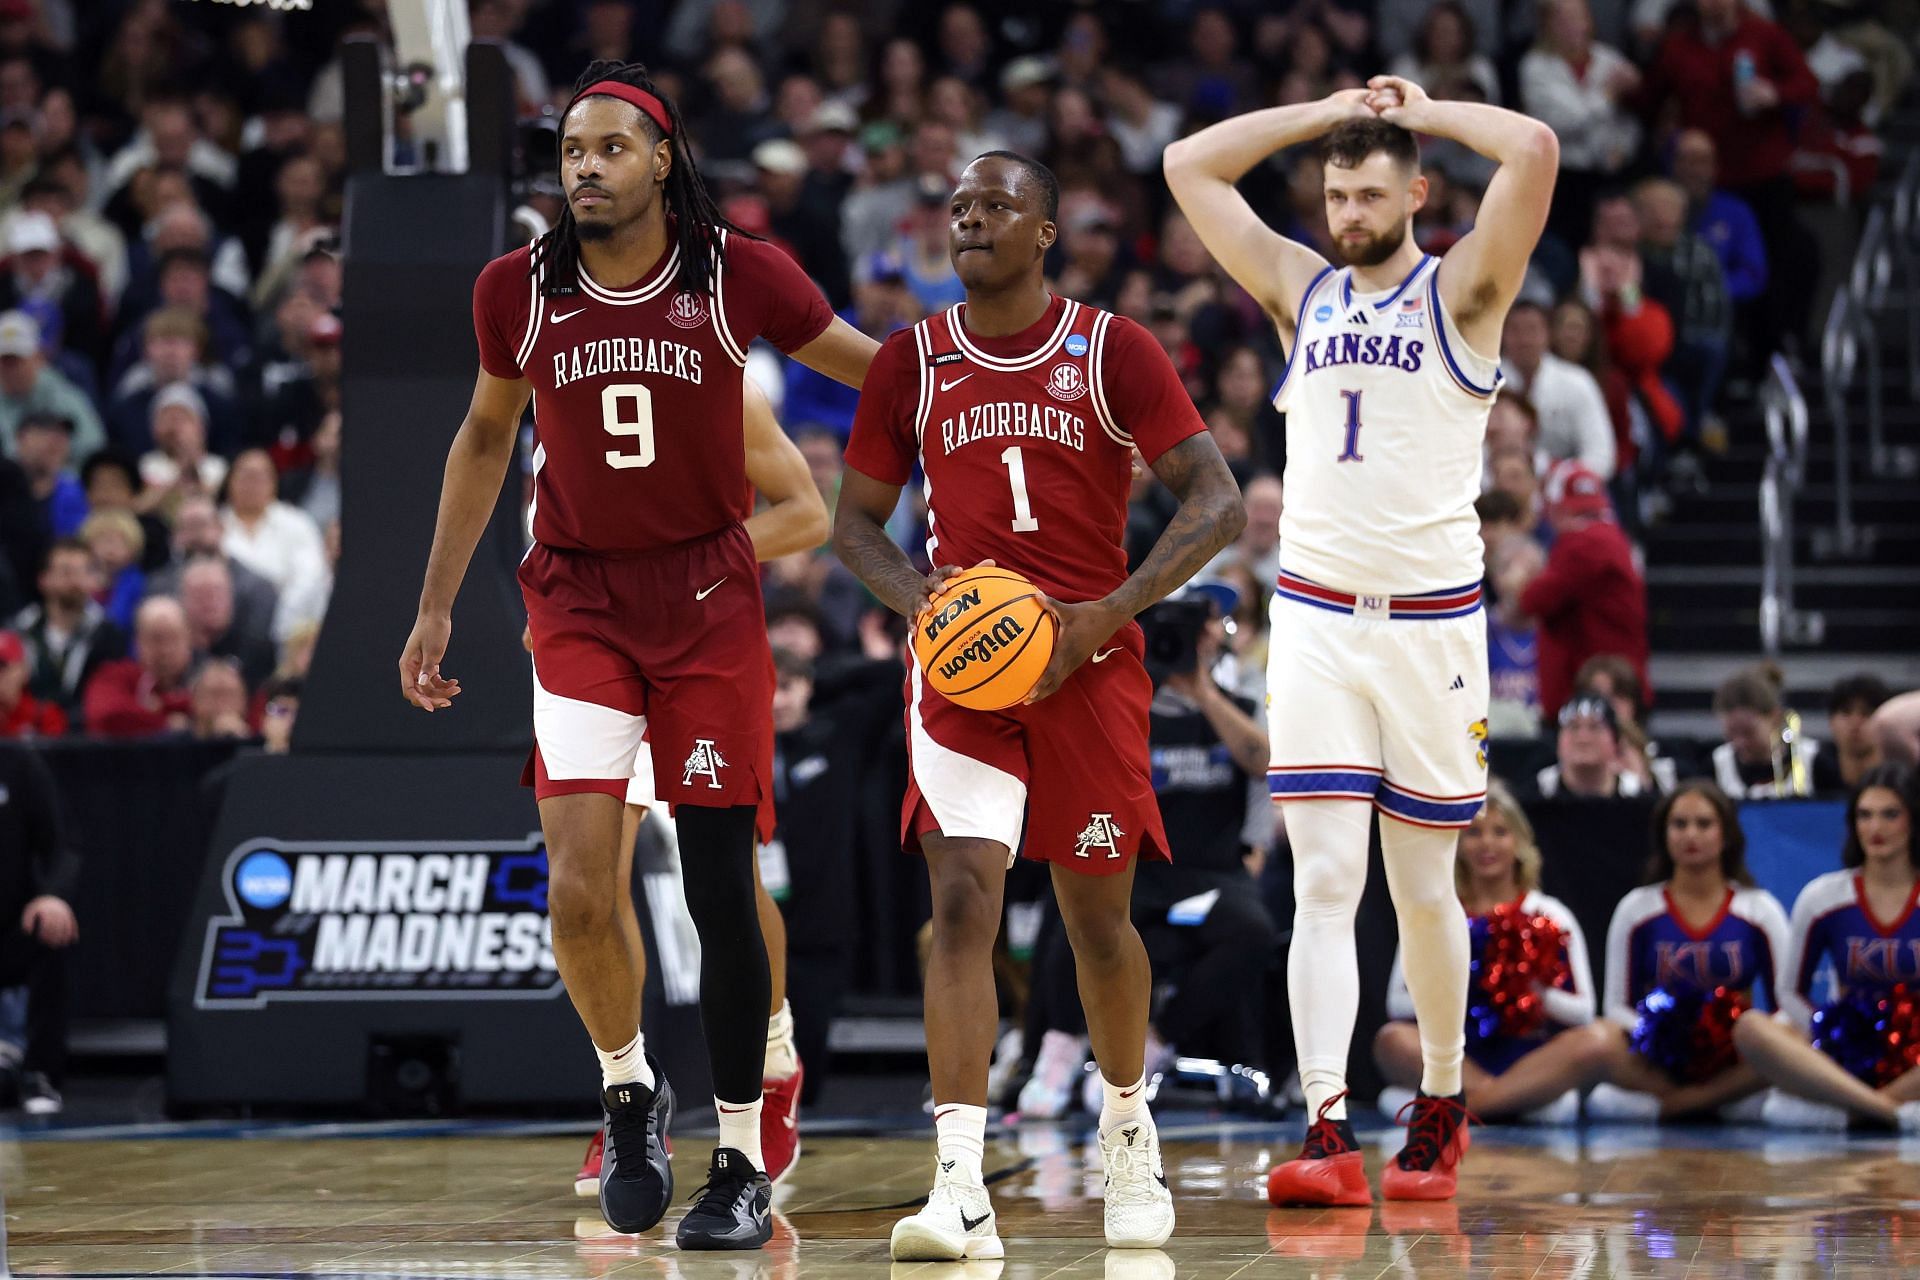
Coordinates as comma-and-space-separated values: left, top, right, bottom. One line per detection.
1091, 648, 1121, 663
550, 307, 587, 323
939, 374, 974, 391
695, 578, 727, 600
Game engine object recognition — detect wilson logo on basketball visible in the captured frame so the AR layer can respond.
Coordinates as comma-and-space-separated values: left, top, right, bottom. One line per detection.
935, 615, 1028, 683
922, 588, 983, 644
666, 291, 710, 330
1046, 363, 1087, 401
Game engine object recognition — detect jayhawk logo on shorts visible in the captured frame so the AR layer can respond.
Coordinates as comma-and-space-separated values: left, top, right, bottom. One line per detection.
1468, 718, 1489, 770
1074, 813, 1125, 860
683, 738, 728, 789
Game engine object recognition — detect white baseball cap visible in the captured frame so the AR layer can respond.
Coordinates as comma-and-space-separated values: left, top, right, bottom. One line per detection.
7, 210, 58, 256
0, 309, 39, 358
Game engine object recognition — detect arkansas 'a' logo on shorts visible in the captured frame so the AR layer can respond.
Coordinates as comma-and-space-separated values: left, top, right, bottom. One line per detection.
1074, 813, 1124, 859
1469, 718, 1489, 770
683, 738, 728, 789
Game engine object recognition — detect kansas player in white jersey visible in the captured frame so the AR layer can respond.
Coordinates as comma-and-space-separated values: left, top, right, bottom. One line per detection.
1166, 78, 1556, 1204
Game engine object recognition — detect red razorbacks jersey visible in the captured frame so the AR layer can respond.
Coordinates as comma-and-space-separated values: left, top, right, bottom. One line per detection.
845, 294, 1205, 601
472, 230, 833, 553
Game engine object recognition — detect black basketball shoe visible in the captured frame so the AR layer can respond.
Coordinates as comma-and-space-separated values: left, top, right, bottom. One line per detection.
599, 1056, 675, 1233
674, 1147, 772, 1250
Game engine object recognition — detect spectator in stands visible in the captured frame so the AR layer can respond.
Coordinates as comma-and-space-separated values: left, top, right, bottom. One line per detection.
188, 658, 252, 740
281, 410, 340, 531
1826, 674, 1891, 793
273, 516, 335, 645
1485, 391, 1540, 467
11, 412, 84, 538
1576, 653, 1679, 794
178, 555, 274, 689
1733, 763, 1920, 1132
1156, 7, 1260, 119
765, 596, 825, 664
0, 210, 105, 370
146, 493, 277, 643
0, 310, 101, 461
1233, 475, 1282, 588
106, 305, 241, 457
1711, 663, 1827, 799
754, 138, 850, 309
0, 628, 64, 737
782, 256, 916, 439
1533, 694, 1648, 798
1487, 445, 1546, 548
79, 509, 144, 633
82, 593, 195, 736
1375, 782, 1601, 1123
1499, 301, 1615, 479
1390, 2, 1499, 103
837, 122, 914, 267
893, 177, 965, 315
1508, 462, 1649, 723
1521, 0, 1641, 246
29, 158, 128, 310
1585, 782, 1787, 1121
219, 448, 325, 602
258, 311, 339, 465
0, 740, 77, 1114
1669, 130, 1768, 323
1485, 532, 1543, 736
1579, 196, 1681, 475
259, 674, 301, 754
136, 384, 226, 520
1102, 62, 1181, 176
1643, 0, 1819, 355
79, 451, 166, 574
1548, 301, 1638, 481
12, 538, 124, 714
1634, 178, 1731, 455
100, 94, 234, 229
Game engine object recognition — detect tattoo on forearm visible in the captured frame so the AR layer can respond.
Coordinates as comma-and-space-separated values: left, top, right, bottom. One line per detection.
1109, 436, 1248, 618
835, 515, 925, 618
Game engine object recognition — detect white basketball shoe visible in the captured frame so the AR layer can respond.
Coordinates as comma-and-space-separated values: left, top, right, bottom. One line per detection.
1099, 1116, 1174, 1248
890, 1163, 1004, 1261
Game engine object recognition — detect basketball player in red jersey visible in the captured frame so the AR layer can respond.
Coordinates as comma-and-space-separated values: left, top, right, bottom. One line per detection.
834, 152, 1246, 1259
397, 62, 877, 1251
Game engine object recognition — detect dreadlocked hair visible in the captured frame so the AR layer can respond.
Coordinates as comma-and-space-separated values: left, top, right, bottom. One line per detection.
530, 60, 754, 300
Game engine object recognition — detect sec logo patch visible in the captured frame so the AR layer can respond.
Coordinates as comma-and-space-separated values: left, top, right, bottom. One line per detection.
1047, 363, 1088, 401
666, 291, 710, 330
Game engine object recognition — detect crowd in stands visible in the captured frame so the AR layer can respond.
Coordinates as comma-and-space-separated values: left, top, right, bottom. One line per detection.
0, 0, 1917, 1115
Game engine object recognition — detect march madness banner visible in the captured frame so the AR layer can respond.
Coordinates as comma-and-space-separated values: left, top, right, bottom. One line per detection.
194, 836, 560, 1009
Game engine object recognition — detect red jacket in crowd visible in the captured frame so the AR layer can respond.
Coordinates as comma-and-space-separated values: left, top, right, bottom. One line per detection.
0, 691, 67, 739
1646, 13, 1819, 189
1519, 517, 1651, 722
82, 660, 194, 737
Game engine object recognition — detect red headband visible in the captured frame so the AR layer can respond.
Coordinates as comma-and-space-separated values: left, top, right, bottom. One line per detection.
578, 80, 673, 138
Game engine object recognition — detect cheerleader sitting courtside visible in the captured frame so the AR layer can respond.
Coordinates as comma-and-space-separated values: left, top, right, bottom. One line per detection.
1375, 782, 1608, 1122
1735, 764, 1920, 1131
1586, 781, 1791, 1121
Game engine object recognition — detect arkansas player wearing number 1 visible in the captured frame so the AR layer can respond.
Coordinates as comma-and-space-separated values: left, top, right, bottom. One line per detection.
834, 152, 1245, 1259
397, 61, 877, 1251
1166, 79, 1557, 1204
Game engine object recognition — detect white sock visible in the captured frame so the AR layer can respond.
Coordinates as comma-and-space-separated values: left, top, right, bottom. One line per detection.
595, 1029, 654, 1091
1099, 1072, 1149, 1135
716, 1096, 765, 1169
933, 1101, 987, 1184
1381, 820, 1470, 1099
765, 1000, 799, 1081
1285, 800, 1373, 1123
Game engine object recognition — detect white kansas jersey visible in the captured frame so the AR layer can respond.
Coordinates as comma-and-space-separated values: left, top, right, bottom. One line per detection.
1271, 254, 1502, 595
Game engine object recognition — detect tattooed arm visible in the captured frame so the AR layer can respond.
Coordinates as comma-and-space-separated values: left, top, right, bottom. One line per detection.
1025, 433, 1247, 702
832, 465, 981, 620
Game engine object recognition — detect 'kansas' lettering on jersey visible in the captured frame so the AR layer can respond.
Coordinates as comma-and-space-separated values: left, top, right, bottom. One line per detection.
1271, 254, 1501, 595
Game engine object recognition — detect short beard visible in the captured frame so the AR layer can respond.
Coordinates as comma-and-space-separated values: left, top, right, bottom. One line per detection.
1333, 219, 1408, 268
574, 217, 617, 243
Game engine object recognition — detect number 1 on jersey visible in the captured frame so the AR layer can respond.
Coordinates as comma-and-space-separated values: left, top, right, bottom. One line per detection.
1001, 446, 1040, 532
1337, 389, 1364, 462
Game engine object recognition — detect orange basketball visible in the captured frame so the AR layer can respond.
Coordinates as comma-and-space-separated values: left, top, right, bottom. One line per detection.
912, 567, 1057, 710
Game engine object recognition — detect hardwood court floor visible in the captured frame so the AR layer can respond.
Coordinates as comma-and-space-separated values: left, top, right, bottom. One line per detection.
5, 1117, 1920, 1277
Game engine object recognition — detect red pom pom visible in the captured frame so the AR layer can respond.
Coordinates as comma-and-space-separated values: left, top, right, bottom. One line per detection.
1878, 983, 1920, 1086
1481, 902, 1570, 1039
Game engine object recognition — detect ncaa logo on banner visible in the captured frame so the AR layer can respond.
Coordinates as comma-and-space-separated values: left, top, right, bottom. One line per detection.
1047, 363, 1088, 401
666, 291, 710, 330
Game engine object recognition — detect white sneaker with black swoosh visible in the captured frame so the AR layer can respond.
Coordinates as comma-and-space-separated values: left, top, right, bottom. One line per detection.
889, 1163, 1003, 1260
1099, 1116, 1174, 1248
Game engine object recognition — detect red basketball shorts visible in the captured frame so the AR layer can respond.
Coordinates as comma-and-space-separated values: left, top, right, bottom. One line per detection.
903, 621, 1168, 875
519, 524, 774, 824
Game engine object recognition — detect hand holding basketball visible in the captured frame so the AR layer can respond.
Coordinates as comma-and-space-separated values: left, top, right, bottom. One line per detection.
912, 566, 1056, 710
910, 560, 996, 625
1024, 597, 1128, 704
400, 613, 461, 712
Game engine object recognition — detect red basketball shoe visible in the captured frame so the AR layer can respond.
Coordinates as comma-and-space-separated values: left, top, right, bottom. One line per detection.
762, 1059, 804, 1184
575, 1127, 604, 1197
1266, 1093, 1371, 1207
1380, 1093, 1473, 1201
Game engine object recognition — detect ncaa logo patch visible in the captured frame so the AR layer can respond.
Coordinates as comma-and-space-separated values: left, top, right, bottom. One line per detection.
1046, 363, 1087, 401
666, 291, 710, 330
1064, 333, 1089, 357
1314, 304, 1334, 322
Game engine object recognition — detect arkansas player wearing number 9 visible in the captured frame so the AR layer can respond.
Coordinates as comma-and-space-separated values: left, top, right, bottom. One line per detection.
834, 152, 1244, 1259
1166, 77, 1558, 1204
397, 61, 878, 1251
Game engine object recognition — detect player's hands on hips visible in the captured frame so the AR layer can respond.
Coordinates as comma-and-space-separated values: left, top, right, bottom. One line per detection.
1366, 76, 1431, 127
400, 613, 461, 711
910, 559, 997, 623
22, 895, 76, 948
1025, 597, 1127, 704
